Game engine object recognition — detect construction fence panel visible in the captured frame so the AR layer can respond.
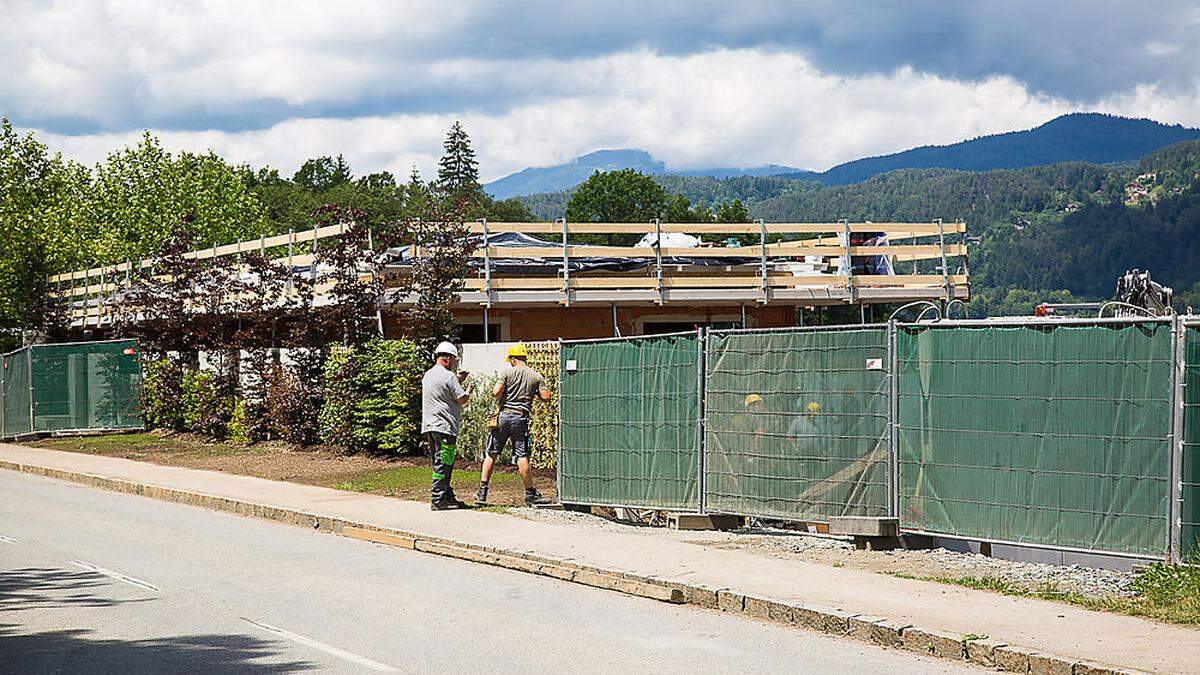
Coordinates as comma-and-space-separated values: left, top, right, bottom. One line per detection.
2, 348, 33, 437
558, 332, 701, 510
1182, 322, 1200, 559
704, 326, 891, 521
28, 340, 144, 434
897, 320, 1174, 558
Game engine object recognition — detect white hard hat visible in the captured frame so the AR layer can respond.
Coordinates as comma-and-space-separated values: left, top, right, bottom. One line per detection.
433, 341, 459, 359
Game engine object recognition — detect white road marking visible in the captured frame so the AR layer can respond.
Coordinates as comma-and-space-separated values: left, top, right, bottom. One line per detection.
242, 618, 398, 672
69, 560, 160, 592
0, 534, 16, 543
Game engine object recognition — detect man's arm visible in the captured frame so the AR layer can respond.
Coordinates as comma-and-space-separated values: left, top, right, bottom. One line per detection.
452, 374, 471, 405
538, 374, 551, 402
492, 378, 505, 399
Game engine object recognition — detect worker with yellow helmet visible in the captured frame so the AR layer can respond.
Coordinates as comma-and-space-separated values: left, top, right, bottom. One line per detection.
475, 342, 552, 506
787, 398, 823, 441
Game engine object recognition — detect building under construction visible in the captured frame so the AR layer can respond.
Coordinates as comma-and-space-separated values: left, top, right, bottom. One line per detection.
51, 219, 969, 341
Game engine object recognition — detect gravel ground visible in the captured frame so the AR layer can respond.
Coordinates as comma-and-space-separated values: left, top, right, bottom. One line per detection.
511, 508, 1137, 599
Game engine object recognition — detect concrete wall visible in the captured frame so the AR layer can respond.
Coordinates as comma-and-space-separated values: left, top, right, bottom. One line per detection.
459, 342, 519, 376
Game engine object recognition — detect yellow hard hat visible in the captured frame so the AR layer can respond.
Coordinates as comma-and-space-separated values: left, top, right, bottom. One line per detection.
507, 342, 529, 359
744, 393, 763, 407
806, 401, 821, 414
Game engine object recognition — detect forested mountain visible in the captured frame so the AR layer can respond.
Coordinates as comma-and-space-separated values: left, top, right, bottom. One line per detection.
499, 114, 1199, 199
518, 138, 1200, 315
808, 113, 1200, 185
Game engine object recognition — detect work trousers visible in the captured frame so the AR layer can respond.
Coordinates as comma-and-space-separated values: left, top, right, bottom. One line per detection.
425, 431, 457, 504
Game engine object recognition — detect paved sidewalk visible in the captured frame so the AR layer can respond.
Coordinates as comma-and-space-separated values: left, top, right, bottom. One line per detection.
2, 443, 1194, 673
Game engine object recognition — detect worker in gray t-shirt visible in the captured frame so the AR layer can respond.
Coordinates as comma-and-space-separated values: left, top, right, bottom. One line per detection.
422, 341, 473, 510
474, 343, 551, 506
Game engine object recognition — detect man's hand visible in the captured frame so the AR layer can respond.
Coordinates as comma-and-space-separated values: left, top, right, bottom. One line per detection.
457, 370, 469, 384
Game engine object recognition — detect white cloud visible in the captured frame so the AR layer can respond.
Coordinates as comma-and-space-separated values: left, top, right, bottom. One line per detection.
23, 48, 1137, 183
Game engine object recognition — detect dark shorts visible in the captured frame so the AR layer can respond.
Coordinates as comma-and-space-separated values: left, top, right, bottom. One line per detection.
486, 411, 531, 459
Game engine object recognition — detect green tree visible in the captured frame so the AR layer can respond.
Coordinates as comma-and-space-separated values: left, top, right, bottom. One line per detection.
566, 169, 667, 222
481, 196, 536, 222
89, 133, 269, 263
714, 198, 750, 223
435, 121, 480, 198
0, 118, 92, 342
293, 154, 352, 192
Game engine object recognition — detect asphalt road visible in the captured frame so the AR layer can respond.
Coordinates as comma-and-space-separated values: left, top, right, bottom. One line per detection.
0, 470, 979, 674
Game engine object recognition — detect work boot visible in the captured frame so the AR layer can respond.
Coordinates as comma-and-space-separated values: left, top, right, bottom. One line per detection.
473, 484, 489, 504
431, 498, 469, 511
524, 488, 550, 507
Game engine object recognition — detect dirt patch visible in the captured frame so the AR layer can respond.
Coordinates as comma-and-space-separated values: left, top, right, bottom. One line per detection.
29, 432, 556, 507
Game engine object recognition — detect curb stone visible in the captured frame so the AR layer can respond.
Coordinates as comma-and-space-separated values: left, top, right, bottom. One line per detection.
0, 459, 1146, 675
965, 638, 1006, 668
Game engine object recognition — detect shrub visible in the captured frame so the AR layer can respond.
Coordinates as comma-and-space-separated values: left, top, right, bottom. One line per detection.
182, 367, 235, 439
526, 341, 559, 469
318, 346, 356, 447
141, 358, 185, 431
352, 339, 424, 453
318, 339, 425, 453
227, 398, 252, 444
263, 352, 326, 446
457, 371, 500, 462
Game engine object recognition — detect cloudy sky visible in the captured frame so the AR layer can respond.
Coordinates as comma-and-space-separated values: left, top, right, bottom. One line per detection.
3, 1, 1200, 181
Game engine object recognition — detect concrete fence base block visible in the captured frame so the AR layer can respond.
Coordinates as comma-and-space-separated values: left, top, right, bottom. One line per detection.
666, 513, 743, 531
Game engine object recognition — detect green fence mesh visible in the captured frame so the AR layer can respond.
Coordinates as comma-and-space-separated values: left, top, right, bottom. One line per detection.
1182, 324, 1200, 558
558, 333, 701, 510
1, 340, 142, 438
704, 327, 890, 521
897, 322, 1173, 557
2, 349, 32, 437
30, 340, 143, 433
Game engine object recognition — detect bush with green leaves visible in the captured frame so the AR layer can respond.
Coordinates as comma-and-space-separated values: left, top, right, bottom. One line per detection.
457, 371, 499, 462
317, 346, 356, 447
140, 358, 185, 431
226, 398, 253, 444
181, 367, 235, 439
318, 339, 425, 453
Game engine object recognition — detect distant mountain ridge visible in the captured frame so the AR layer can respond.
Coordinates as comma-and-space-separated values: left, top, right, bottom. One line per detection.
486, 113, 1200, 198
808, 113, 1200, 185
483, 149, 807, 199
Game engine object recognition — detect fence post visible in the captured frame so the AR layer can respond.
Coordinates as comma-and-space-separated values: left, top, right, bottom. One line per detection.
697, 327, 707, 514
936, 218, 951, 304
757, 219, 768, 304
560, 217, 570, 307
654, 218, 664, 305
27, 346, 34, 435
1, 353, 6, 437
888, 318, 900, 519
556, 337, 564, 502
1170, 316, 1186, 562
